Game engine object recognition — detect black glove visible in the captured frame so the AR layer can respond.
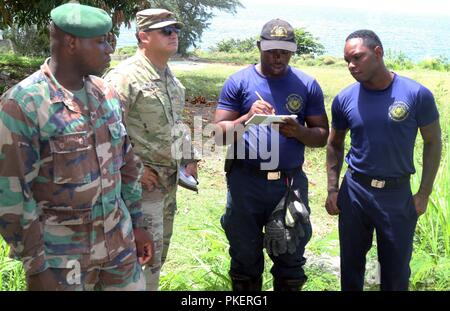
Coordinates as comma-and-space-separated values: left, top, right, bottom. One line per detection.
264, 196, 301, 256
264, 217, 289, 256
285, 188, 310, 245
285, 189, 310, 228
263, 182, 310, 257
264, 195, 287, 256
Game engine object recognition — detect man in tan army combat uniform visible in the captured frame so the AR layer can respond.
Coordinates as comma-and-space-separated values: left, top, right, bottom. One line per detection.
104, 9, 199, 291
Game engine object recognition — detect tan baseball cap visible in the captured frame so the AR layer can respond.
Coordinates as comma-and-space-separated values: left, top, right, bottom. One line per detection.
136, 8, 183, 32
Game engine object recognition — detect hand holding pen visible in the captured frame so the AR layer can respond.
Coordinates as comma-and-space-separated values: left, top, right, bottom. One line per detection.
252, 91, 276, 115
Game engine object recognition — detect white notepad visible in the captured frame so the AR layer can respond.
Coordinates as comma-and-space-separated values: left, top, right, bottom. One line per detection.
244, 114, 297, 126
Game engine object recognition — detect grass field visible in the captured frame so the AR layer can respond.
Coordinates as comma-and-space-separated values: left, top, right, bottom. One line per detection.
1, 60, 448, 291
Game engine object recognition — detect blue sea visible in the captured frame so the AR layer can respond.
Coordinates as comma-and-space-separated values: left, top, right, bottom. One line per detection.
117, 1, 450, 62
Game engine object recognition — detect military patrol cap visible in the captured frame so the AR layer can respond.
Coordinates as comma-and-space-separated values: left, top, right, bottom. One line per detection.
136, 8, 183, 32
50, 3, 112, 38
260, 19, 297, 52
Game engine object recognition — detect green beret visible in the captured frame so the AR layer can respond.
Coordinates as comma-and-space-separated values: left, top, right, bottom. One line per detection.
51, 3, 112, 38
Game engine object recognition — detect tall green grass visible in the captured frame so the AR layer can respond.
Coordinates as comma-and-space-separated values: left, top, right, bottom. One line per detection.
0, 238, 26, 291
410, 104, 450, 290
410, 155, 449, 290
160, 155, 341, 291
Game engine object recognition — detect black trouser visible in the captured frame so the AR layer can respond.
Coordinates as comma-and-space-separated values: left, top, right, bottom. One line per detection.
221, 163, 312, 281
338, 170, 417, 290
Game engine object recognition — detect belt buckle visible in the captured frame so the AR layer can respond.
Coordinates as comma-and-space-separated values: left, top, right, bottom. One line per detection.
371, 179, 385, 189
267, 171, 281, 180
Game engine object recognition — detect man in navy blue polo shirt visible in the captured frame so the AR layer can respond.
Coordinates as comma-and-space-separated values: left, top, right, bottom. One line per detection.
326, 29, 442, 291
214, 19, 329, 291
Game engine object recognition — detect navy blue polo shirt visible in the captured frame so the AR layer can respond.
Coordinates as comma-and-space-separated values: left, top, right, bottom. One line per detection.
332, 74, 439, 177
218, 65, 325, 170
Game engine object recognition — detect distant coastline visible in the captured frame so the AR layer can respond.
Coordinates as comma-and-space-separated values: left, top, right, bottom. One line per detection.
117, 4, 450, 62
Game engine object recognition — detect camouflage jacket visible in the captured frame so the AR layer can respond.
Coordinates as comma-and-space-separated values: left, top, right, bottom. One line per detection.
104, 50, 198, 188
0, 59, 144, 275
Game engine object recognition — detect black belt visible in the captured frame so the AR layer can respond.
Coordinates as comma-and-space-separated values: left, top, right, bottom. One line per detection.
348, 167, 410, 189
233, 160, 299, 181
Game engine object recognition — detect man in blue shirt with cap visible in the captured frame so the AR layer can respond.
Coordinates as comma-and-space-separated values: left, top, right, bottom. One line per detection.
326, 29, 442, 291
214, 19, 329, 291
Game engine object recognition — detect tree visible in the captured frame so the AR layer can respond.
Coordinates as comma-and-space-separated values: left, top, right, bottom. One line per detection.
0, 1, 146, 31
293, 28, 324, 56
148, 0, 243, 55
1, 0, 242, 56
0, 1, 147, 53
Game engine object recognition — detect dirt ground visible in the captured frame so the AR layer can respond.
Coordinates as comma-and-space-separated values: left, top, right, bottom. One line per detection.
183, 98, 216, 125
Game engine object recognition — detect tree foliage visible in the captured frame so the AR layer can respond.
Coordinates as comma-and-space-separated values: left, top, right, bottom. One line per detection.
0, 0, 146, 31
147, 0, 243, 55
293, 28, 324, 56
2, 25, 51, 56
0, 1, 147, 53
0, 0, 243, 56
213, 28, 324, 56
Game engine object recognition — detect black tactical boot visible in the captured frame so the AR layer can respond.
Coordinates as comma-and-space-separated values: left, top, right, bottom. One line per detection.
273, 277, 307, 291
229, 271, 262, 291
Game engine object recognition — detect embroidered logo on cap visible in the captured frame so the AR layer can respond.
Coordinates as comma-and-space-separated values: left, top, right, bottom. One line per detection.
270, 26, 288, 38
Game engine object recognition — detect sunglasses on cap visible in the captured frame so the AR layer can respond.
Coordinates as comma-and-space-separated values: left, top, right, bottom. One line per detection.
145, 26, 180, 36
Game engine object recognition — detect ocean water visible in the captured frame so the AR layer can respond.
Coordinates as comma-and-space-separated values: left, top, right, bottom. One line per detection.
117, 1, 450, 62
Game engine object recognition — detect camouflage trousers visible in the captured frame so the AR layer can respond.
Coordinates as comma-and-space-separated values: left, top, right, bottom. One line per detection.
142, 182, 177, 291
41, 260, 145, 291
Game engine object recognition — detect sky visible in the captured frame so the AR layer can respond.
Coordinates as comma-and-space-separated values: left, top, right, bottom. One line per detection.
240, 0, 450, 16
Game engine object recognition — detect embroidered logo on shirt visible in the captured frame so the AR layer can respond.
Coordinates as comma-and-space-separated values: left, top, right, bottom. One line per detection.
286, 94, 303, 113
389, 101, 409, 121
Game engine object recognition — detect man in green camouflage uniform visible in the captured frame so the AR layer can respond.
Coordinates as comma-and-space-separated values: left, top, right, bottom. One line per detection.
0, 3, 152, 291
104, 9, 199, 291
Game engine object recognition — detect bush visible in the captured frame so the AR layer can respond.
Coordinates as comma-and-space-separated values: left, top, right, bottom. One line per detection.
0, 54, 43, 78
385, 50, 414, 70
211, 28, 324, 57
193, 49, 259, 65
2, 25, 50, 57
418, 56, 450, 71
213, 37, 258, 53
290, 54, 345, 68
114, 46, 137, 57
320, 56, 335, 65
0, 54, 43, 95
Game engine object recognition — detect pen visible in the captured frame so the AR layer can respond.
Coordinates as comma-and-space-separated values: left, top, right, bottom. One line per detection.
254, 90, 264, 102
255, 91, 275, 115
